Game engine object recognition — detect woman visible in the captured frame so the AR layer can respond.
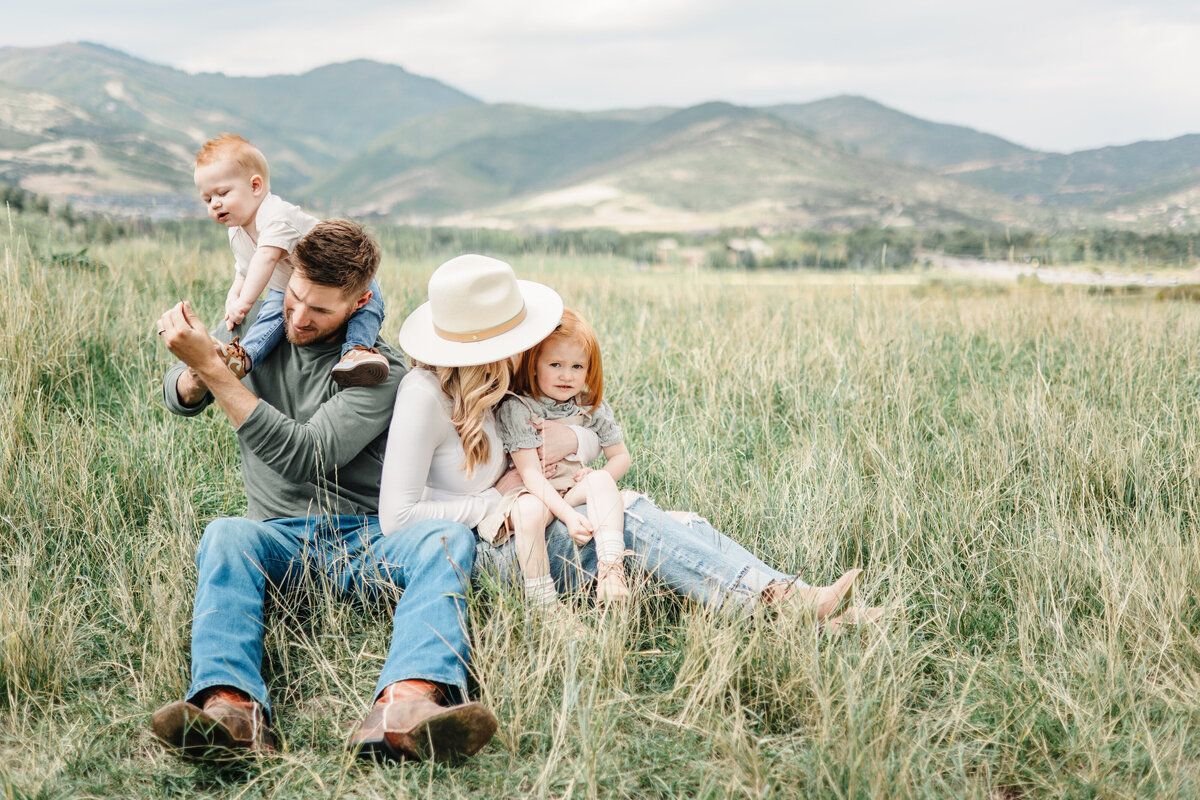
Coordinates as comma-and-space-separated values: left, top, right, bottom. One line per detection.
378, 254, 879, 626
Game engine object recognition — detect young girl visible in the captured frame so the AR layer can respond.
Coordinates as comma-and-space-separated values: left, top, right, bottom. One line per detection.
482, 309, 632, 608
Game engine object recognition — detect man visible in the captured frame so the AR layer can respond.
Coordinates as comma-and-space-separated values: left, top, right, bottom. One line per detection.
151, 219, 497, 762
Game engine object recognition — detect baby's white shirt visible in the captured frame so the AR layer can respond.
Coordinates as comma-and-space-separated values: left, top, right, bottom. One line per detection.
228, 193, 319, 293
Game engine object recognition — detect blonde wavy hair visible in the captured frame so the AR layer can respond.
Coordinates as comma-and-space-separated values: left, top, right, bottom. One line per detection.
418, 359, 511, 476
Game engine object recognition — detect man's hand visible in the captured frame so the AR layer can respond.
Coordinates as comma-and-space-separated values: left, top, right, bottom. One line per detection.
159, 301, 223, 406
495, 460, 558, 494
494, 467, 525, 495
159, 301, 223, 373
158, 301, 258, 425
573, 466, 593, 482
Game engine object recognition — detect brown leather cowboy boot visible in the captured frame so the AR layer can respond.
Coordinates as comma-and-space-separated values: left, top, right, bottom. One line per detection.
348, 679, 498, 762
151, 687, 275, 758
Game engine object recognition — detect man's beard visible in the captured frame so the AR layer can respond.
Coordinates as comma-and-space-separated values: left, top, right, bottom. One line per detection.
284, 308, 345, 346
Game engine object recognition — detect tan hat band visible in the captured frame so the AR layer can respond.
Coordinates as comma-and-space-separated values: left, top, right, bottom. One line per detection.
434, 304, 528, 343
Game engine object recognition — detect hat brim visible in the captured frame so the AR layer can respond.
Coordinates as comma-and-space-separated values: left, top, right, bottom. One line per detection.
397, 279, 564, 367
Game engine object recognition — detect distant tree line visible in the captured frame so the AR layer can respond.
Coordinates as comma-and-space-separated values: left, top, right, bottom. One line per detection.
919, 228, 1198, 269
377, 226, 666, 262
0, 184, 50, 215
3, 178, 1196, 270
726, 227, 1199, 271
379, 226, 921, 270
754, 228, 916, 270
1, 180, 219, 245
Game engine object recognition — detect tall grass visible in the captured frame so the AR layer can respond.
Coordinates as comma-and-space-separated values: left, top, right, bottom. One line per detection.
3, 212, 1200, 797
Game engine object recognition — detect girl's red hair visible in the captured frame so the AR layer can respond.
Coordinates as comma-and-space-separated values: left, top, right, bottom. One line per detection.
515, 308, 604, 411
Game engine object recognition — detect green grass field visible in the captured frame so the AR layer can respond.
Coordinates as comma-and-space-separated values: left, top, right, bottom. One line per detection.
4, 210, 1200, 798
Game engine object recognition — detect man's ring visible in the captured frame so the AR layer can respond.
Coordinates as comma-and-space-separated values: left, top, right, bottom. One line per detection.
157, 327, 166, 335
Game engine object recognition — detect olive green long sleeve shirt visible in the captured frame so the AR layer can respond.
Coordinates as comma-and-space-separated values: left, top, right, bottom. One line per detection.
161, 312, 406, 521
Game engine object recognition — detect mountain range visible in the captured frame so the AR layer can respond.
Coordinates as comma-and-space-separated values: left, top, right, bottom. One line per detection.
0, 42, 1195, 232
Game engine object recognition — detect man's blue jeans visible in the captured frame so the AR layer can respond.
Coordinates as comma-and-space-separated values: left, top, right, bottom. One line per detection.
187, 515, 474, 719
474, 495, 798, 615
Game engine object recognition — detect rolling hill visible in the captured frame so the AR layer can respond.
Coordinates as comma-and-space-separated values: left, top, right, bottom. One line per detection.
431, 104, 1054, 231
302, 104, 657, 215
768, 94, 1200, 225
301, 101, 1058, 230
0, 42, 1191, 231
766, 95, 1036, 172
0, 42, 479, 198
944, 135, 1200, 226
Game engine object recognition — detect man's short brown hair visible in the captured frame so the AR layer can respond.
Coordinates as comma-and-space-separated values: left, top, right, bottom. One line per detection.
292, 219, 380, 297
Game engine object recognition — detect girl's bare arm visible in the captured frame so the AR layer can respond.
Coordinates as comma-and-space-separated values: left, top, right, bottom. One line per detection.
600, 441, 630, 482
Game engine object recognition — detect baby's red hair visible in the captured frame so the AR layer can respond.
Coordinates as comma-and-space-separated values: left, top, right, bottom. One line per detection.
194, 134, 270, 185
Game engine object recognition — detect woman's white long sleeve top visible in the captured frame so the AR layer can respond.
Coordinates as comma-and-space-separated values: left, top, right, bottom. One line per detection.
378, 369, 506, 534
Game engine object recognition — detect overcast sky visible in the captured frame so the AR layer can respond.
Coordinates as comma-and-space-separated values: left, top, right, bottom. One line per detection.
6, 0, 1199, 152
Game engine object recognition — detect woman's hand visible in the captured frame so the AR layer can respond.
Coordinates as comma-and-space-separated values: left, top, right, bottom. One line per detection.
495, 460, 559, 494
573, 466, 593, 482
564, 510, 594, 545
535, 418, 578, 466
494, 467, 524, 494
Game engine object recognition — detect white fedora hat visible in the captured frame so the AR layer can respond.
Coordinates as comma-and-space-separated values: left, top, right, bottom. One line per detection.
398, 254, 563, 367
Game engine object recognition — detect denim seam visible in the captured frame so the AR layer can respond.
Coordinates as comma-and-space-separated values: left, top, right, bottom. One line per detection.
628, 531, 740, 613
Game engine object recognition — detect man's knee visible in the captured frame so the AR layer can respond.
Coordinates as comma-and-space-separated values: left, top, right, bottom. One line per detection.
197, 517, 259, 564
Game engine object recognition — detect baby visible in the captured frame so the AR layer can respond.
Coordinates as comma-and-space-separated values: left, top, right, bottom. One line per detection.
193, 134, 388, 385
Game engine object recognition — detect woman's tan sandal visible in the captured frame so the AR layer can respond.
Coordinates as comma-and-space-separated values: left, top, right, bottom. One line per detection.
770, 568, 862, 622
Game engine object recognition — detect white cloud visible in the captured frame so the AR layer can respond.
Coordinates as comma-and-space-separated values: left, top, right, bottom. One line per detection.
4, 0, 1200, 150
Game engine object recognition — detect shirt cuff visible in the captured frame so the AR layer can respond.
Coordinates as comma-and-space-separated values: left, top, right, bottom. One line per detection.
569, 424, 602, 463
161, 362, 212, 417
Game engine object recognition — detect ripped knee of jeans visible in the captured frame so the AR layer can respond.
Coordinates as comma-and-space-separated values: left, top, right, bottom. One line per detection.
618, 493, 707, 529
620, 490, 648, 509
665, 510, 706, 527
